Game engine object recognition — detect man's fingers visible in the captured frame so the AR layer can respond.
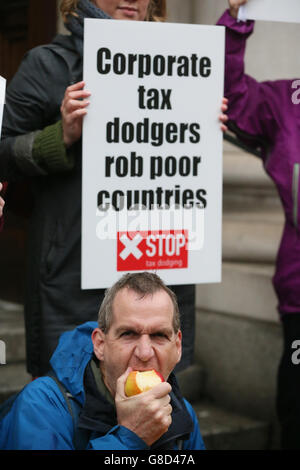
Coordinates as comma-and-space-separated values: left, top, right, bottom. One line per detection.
161, 393, 171, 405
160, 395, 172, 412
116, 370, 171, 400
149, 381, 172, 399
115, 367, 133, 397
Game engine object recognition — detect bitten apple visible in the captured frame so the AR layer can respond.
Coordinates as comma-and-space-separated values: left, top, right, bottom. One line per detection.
125, 369, 164, 397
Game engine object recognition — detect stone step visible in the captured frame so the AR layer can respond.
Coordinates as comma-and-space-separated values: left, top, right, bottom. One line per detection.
176, 364, 206, 404
194, 308, 282, 432
222, 141, 281, 211
0, 300, 25, 363
0, 363, 31, 404
0, 299, 24, 321
0, 212, 27, 304
196, 261, 279, 324
195, 400, 270, 450
222, 211, 283, 263
223, 144, 273, 188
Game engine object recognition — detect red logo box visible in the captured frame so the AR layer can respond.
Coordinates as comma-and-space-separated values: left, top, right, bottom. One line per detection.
117, 229, 188, 271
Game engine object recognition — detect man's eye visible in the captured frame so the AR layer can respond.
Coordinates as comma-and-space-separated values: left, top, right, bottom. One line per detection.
120, 331, 135, 337
152, 333, 168, 340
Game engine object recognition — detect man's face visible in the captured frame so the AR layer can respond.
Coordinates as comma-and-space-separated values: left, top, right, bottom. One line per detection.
93, 287, 182, 396
92, 0, 151, 21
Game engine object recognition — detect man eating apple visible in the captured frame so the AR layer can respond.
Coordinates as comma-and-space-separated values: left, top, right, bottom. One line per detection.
0, 272, 205, 450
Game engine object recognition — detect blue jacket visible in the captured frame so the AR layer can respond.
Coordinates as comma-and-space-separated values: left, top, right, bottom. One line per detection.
0, 322, 205, 450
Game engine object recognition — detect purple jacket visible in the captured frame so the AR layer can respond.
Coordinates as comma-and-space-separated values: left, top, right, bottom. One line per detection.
218, 10, 300, 317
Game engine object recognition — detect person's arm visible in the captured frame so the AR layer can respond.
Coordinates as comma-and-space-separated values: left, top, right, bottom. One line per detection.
2, 377, 149, 451
217, 6, 281, 145
88, 425, 149, 450
3, 378, 75, 450
0, 47, 88, 181
32, 80, 90, 173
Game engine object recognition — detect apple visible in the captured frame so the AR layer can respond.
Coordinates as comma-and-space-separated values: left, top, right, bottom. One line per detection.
125, 369, 164, 396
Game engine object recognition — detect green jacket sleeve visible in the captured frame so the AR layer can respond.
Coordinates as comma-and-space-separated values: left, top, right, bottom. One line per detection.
32, 120, 75, 173
0, 44, 75, 180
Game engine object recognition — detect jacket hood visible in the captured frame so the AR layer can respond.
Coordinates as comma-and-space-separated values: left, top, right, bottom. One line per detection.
49, 321, 97, 404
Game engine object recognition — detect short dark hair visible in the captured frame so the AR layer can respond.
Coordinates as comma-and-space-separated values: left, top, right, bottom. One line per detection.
98, 272, 180, 333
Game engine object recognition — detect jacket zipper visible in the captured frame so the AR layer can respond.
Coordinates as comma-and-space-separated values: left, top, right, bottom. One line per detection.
292, 163, 300, 231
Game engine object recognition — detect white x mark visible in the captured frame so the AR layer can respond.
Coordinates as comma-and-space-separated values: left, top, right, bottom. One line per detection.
119, 234, 143, 260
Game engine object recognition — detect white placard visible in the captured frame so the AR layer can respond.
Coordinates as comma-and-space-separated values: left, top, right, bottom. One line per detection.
0, 76, 6, 140
82, 19, 224, 289
238, 0, 300, 23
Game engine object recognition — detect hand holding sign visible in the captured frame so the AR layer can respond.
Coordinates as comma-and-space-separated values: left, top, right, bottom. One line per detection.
60, 80, 91, 148
62, 81, 228, 145
236, 0, 300, 24
228, 0, 248, 19
220, 97, 229, 132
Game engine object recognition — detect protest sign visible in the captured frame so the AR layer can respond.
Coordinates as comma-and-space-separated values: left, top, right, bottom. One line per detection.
238, 0, 300, 24
82, 19, 224, 288
0, 76, 6, 139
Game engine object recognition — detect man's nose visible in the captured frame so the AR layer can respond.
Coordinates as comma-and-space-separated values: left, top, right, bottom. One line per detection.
134, 335, 155, 362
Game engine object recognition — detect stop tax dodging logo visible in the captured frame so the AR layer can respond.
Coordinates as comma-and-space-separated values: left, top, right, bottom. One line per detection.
117, 230, 188, 271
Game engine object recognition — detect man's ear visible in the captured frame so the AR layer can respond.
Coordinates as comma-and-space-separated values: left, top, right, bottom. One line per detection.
92, 328, 106, 361
175, 330, 182, 364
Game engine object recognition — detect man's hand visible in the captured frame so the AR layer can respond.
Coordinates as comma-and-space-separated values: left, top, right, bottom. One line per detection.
60, 81, 91, 148
228, 0, 248, 19
115, 368, 173, 446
